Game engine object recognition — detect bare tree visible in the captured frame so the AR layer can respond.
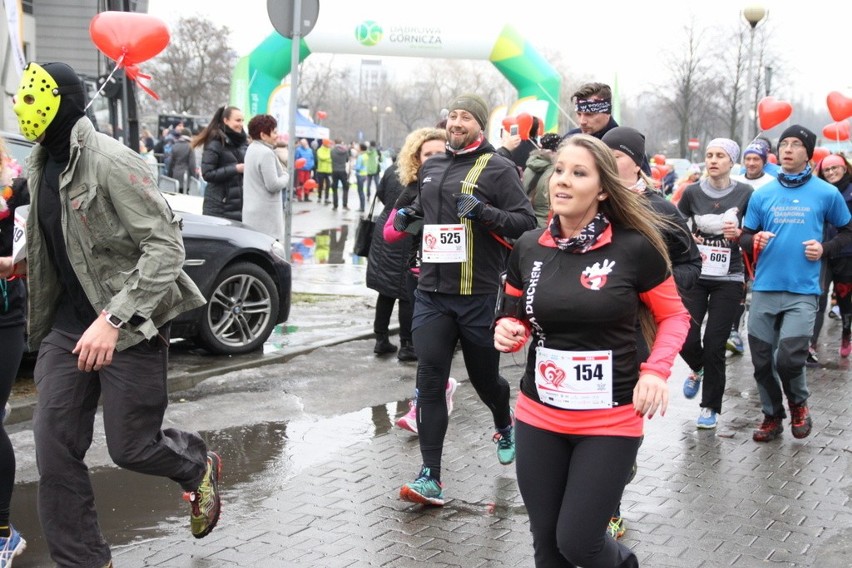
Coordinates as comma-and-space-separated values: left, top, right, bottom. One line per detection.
147, 16, 237, 116
655, 22, 720, 159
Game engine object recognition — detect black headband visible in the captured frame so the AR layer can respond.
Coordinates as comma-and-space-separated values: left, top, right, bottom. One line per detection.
575, 99, 612, 114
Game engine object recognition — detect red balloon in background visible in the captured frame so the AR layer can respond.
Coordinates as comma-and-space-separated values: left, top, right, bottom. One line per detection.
650, 166, 663, 180
822, 121, 850, 142
316, 111, 327, 121
767, 153, 777, 164
657, 164, 670, 177
653, 154, 666, 166
811, 147, 830, 165
90, 12, 169, 67
501, 116, 517, 133
757, 97, 793, 131
303, 179, 318, 190
516, 113, 534, 140
826, 91, 852, 122
294, 158, 307, 169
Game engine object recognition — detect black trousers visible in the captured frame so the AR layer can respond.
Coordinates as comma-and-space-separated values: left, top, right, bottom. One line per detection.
516, 421, 641, 568
0, 323, 25, 529
33, 327, 208, 568
679, 279, 743, 413
412, 291, 511, 476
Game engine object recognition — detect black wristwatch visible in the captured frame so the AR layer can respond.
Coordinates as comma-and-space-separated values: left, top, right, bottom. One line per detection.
103, 311, 125, 329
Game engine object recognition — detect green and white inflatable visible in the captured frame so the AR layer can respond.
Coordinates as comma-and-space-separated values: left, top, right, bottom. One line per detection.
231, 1, 561, 132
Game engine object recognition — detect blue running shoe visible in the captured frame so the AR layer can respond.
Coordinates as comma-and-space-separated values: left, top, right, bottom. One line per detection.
696, 407, 717, 429
726, 330, 745, 355
400, 467, 444, 506
0, 526, 26, 568
683, 369, 703, 399
493, 411, 516, 465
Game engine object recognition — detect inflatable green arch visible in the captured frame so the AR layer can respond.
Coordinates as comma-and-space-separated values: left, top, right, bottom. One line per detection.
231, 4, 561, 132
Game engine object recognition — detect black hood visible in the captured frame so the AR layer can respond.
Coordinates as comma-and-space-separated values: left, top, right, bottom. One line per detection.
40, 62, 87, 162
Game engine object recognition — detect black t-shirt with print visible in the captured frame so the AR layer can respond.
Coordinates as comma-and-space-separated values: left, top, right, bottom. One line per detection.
506, 225, 669, 407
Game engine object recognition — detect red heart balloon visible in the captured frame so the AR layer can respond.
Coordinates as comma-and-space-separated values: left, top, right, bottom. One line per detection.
757, 97, 793, 131
516, 113, 534, 140
827, 91, 852, 122
767, 153, 777, 164
294, 158, 307, 169
822, 121, 850, 142
303, 179, 318, 190
90, 11, 170, 67
653, 154, 666, 166
811, 147, 830, 165
316, 111, 327, 121
501, 116, 517, 133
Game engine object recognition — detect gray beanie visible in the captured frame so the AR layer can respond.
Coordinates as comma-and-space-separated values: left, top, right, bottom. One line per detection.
706, 138, 740, 163
447, 93, 489, 129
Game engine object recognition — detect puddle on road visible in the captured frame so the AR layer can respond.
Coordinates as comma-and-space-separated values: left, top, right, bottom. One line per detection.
9, 399, 418, 565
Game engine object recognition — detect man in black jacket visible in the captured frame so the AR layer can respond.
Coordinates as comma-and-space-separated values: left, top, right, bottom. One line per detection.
394, 93, 536, 506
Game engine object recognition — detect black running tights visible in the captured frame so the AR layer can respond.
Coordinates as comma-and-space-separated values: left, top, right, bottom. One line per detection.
515, 421, 641, 568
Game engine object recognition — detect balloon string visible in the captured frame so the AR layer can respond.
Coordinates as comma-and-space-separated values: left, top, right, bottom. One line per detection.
85, 53, 125, 111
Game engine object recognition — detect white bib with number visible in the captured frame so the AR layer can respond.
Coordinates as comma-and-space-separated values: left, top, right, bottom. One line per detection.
421, 224, 467, 263
534, 346, 613, 410
697, 244, 731, 277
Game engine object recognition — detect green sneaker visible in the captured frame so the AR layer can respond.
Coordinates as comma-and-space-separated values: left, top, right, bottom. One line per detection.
607, 516, 626, 539
493, 413, 516, 465
399, 467, 444, 506
185, 451, 222, 538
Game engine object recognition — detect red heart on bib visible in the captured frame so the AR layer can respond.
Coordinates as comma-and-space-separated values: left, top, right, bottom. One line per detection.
538, 360, 566, 388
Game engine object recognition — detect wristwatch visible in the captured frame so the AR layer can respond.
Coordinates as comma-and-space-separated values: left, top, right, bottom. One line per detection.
103, 311, 125, 329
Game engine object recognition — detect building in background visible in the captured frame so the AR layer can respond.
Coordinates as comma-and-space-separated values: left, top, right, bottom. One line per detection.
1, 0, 149, 134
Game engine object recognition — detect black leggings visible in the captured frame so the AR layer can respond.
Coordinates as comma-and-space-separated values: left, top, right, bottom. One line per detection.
0, 324, 25, 528
516, 421, 641, 568
373, 293, 413, 342
412, 294, 511, 478
679, 279, 743, 413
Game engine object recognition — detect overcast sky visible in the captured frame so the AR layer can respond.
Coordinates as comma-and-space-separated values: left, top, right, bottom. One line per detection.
147, 0, 852, 111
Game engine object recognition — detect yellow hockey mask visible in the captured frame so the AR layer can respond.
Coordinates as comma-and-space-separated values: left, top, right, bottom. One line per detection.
13, 62, 63, 141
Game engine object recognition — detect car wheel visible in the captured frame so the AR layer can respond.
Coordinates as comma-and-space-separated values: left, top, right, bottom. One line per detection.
197, 261, 280, 355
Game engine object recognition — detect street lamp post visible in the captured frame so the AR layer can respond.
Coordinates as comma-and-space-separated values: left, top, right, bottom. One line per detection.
372, 105, 392, 148
740, 4, 767, 150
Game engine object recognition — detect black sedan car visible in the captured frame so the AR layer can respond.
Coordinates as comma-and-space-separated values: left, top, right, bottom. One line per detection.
3, 131, 291, 355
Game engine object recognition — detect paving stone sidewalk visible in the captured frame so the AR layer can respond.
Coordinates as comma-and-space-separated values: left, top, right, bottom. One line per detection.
104, 331, 851, 568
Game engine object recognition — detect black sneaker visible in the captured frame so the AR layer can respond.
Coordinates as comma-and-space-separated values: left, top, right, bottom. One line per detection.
806, 345, 819, 367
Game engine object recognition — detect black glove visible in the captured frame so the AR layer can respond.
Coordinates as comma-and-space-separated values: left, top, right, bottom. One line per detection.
455, 193, 484, 220
393, 207, 422, 232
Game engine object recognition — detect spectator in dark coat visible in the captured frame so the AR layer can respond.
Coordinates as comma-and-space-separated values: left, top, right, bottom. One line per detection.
166, 127, 197, 193
192, 105, 247, 221
366, 160, 410, 357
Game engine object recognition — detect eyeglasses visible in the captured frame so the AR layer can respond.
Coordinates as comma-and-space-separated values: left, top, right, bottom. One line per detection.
778, 140, 804, 150
823, 165, 845, 175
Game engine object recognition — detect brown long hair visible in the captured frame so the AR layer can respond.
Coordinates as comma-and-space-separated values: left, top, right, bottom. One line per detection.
557, 134, 676, 344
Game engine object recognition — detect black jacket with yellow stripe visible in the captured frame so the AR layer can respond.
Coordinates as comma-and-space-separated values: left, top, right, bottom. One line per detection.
415, 140, 536, 295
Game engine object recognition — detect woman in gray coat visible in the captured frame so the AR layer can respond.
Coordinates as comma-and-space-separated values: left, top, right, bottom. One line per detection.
242, 115, 289, 241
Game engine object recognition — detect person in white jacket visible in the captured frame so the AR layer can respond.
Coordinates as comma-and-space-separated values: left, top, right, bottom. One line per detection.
243, 115, 290, 241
